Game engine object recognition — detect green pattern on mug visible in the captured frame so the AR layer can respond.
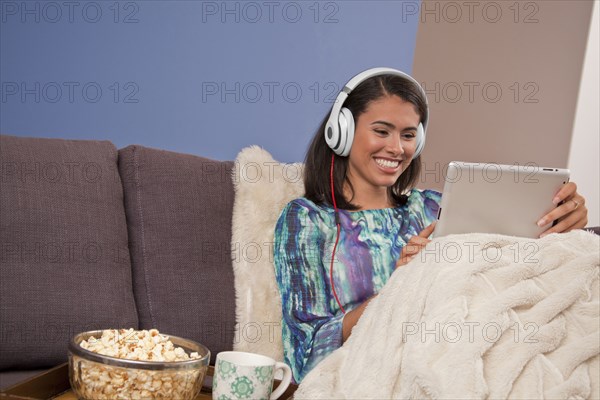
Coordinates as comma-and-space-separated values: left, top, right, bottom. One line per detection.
255, 365, 273, 384
231, 376, 254, 398
217, 395, 232, 400
218, 360, 237, 379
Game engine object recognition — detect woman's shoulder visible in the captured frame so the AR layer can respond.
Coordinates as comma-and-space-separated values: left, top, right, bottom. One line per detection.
402, 189, 441, 227
282, 197, 325, 211
278, 197, 333, 222
405, 188, 442, 209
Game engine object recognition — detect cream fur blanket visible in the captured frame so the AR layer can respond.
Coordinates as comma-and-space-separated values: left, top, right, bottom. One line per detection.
231, 146, 303, 361
296, 230, 600, 399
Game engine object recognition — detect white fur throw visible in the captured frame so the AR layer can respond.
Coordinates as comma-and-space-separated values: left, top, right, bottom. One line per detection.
296, 230, 600, 399
231, 146, 304, 361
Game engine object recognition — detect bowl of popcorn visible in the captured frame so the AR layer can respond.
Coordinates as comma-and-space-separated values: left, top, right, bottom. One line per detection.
68, 328, 210, 400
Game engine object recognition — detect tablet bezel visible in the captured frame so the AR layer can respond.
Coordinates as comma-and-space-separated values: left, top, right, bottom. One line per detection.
433, 161, 570, 238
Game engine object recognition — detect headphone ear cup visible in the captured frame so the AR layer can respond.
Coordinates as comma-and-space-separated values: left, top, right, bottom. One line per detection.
337, 109, 348, 155
324, 119, 339, 152
413, 122, 426, 158
338, 108, 355, 157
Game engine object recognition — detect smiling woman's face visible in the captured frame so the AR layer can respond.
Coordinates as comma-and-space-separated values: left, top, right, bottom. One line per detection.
346, 95, 421, 198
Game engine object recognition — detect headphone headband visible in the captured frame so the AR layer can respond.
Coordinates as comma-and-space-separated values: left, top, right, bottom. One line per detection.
325, 67, 430, 157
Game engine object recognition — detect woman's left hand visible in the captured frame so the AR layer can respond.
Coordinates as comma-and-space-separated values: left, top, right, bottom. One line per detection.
537, 182, 588, 237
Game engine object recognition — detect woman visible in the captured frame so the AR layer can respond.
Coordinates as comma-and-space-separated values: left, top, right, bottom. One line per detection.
273, 68, 588, 383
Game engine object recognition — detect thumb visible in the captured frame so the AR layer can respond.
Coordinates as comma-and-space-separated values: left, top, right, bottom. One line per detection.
418, 221, 437, 238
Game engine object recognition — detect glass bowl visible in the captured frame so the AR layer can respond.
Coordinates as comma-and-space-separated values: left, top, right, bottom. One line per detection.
68, 330, 210, 400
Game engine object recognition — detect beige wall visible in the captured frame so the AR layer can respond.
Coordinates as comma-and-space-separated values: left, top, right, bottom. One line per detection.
569, 1, 599, 226
412, 0, 594, 192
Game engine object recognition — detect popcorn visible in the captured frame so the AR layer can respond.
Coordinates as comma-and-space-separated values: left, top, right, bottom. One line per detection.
70, 329, 206, 400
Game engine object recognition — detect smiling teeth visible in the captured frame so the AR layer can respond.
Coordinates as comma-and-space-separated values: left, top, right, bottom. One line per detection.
375, 158, 399, 168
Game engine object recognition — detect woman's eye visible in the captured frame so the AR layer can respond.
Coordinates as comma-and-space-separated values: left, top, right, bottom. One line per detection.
402, 132, 416, 139
375, 130, 388, 135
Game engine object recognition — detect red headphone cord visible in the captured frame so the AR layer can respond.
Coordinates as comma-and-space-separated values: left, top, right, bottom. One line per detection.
329, 154, 346, 314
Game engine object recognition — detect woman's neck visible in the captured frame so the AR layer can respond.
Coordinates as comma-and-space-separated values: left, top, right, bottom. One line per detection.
343, 182, 393, 211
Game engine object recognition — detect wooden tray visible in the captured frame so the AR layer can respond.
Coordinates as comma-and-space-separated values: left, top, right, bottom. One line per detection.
0, 363, 297, 400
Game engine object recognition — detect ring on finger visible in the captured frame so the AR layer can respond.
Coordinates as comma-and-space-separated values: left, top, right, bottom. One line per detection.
570, 199, 580, 210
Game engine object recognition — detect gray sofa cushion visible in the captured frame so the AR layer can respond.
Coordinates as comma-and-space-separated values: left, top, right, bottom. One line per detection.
118, 145, 236, 363
0, 135, 138, 370
586, 226, 600, 235
0, 368, 48, 390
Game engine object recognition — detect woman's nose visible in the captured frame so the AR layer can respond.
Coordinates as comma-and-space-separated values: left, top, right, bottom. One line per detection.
386, 134, 405, 155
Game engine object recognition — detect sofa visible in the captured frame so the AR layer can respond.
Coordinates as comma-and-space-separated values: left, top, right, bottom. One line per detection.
0, 134, 241, 389
1, 134, 598, 391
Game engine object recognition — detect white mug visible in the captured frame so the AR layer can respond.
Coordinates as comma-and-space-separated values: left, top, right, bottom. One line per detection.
213, 351, 292, 400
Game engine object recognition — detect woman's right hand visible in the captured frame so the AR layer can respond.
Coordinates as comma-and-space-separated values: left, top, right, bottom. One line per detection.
396, 221, 437, 268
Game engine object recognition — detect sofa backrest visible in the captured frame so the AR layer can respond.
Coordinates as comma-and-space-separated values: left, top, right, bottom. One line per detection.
0, 134, 139, 370
118, 145, 236, 363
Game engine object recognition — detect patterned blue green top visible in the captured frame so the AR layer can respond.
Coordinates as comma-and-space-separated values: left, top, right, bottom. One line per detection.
273, 189, 441, 383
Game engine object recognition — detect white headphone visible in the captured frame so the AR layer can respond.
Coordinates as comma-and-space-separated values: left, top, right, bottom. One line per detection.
324, 67, 429, 158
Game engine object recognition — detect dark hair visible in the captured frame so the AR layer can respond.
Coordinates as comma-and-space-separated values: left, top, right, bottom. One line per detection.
304, 74, 427, 210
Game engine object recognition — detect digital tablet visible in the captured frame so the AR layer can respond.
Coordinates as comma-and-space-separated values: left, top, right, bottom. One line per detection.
433, 161, 570, 238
